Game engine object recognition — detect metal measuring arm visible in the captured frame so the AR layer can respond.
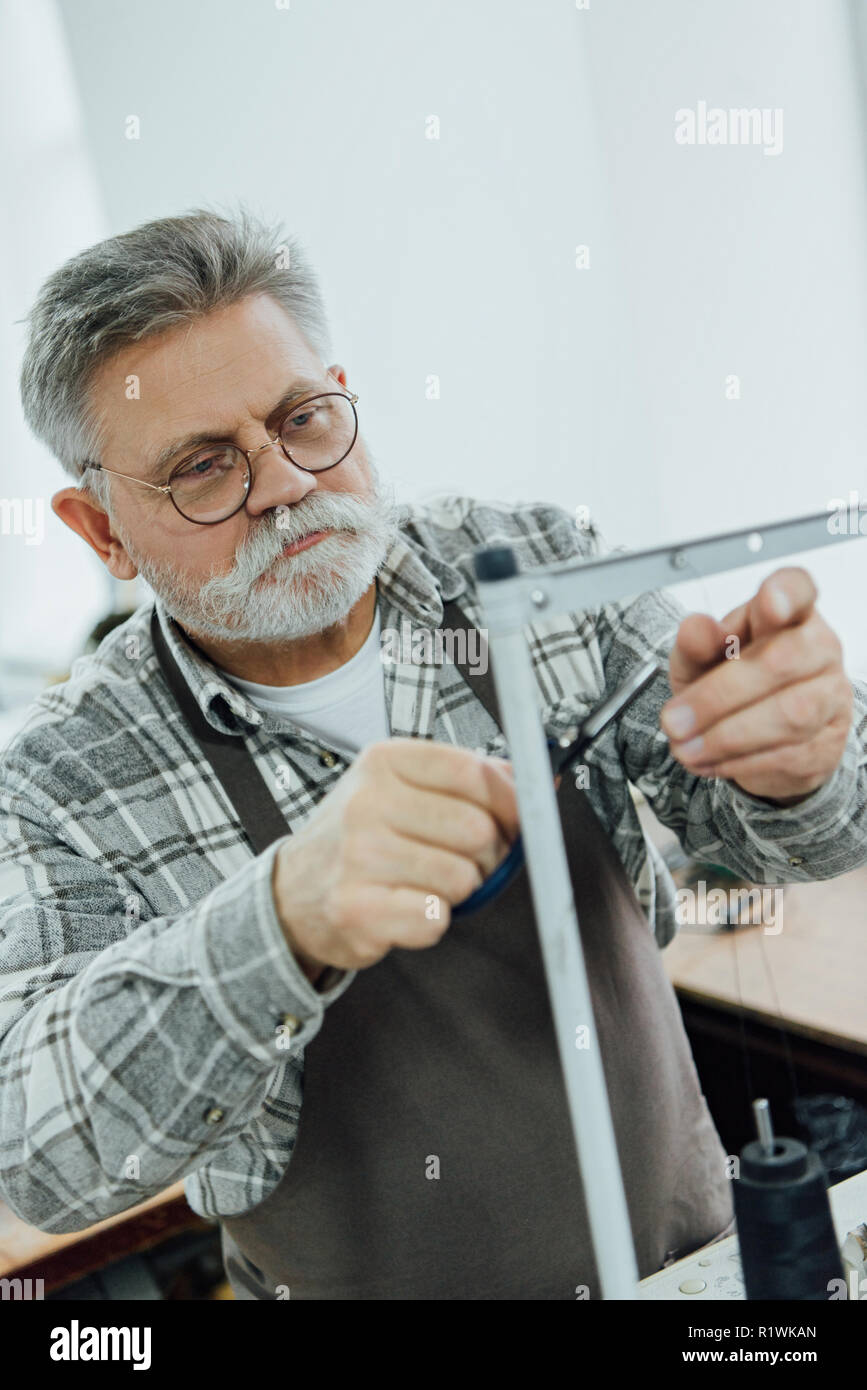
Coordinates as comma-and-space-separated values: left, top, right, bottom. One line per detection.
471, 509, 866, 1300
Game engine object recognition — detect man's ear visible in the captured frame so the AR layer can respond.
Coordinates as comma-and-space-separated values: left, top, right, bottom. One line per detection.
52, 488, 138, 581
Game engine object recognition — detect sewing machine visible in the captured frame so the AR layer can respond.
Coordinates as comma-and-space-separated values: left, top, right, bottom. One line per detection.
639, 1165, 867, 1300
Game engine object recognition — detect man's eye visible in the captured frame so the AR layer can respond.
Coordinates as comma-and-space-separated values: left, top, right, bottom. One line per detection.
177, 452, 224, 479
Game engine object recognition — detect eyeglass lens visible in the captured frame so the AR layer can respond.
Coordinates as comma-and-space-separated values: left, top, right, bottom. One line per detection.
169, 394, 357, 522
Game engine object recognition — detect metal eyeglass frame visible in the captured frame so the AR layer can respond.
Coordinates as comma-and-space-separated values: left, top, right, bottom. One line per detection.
79, 388, 360, 525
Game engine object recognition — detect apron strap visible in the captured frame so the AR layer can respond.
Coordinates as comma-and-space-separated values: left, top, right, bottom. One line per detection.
150, 608, 291, 856
440, 598, 504, 731
149, 596, 504, 858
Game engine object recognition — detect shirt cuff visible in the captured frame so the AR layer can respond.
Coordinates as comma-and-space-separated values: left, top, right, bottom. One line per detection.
189, 837, 356, 1064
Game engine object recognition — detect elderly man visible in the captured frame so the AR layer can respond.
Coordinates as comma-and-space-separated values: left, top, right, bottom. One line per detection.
1, 208, 865, 1301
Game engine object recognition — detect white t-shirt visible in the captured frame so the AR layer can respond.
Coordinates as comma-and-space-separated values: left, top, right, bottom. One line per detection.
219, 604, 390, 757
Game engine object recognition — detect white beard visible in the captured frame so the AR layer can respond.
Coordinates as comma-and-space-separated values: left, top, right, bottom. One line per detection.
120, 456, 403, 641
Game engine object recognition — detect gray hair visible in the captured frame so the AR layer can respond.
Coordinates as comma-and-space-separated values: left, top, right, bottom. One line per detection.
19, 205, 333, 511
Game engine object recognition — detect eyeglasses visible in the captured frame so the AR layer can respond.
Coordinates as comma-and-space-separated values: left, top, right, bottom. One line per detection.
80, 388, 359, 525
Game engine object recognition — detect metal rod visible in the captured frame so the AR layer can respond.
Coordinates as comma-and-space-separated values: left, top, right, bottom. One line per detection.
478, 508, 867, 637
753, 1098, 775, 1156
485, 624, 640, 1299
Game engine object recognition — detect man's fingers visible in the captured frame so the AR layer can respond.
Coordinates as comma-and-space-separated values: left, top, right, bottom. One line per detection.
661, 614, 840, 740
667, 566, 818, 695
469, 755, 520, 843
732, 566, 818, 644
667, 671, 850, 768
675, 716, 851, 802
669, 612, 731, 690
384, 739, 521, 844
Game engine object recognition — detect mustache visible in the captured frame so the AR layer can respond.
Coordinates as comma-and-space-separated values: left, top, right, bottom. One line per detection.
218, 491, 372, 585
132, 457, 403, 640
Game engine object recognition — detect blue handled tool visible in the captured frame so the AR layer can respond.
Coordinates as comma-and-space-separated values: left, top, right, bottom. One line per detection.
452, 655, 661, 917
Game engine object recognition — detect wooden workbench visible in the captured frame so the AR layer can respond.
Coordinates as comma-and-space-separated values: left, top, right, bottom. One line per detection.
0, 1181, 210, 1292
638, 797, 867, 1150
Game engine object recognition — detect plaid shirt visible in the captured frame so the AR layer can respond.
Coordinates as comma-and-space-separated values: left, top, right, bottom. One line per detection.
1, 494, 866, 1230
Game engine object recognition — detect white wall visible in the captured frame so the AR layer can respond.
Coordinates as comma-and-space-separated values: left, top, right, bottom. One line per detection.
0, 0, 109, 685
7, 0, 867, 682
579, 0, 867, 673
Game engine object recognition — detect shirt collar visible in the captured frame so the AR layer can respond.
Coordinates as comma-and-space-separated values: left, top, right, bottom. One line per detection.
374, 502, 467, 625
151, 506, 467, 737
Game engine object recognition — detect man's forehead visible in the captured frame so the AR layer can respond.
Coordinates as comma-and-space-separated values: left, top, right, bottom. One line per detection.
96, 293, 309, 393
89, 295, 324, 466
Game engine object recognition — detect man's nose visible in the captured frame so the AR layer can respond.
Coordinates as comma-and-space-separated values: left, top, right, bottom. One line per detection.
245, 439, 317, 514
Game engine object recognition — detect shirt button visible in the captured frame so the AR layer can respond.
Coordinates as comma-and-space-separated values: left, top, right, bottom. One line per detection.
788, 855, 805, 867
280, 1013, 301, 1037
204, 1106, 225, 1125
319, 750, 337, 767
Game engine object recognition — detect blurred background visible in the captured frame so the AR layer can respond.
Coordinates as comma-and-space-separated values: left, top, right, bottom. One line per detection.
3, 0, 867, 739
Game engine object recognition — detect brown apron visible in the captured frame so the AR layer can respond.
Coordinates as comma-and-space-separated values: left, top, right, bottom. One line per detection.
163, 599, 734, 1299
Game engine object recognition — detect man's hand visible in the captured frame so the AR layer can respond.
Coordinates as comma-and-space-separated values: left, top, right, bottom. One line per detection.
660, 567, 853, 805
272, 739, 519, 975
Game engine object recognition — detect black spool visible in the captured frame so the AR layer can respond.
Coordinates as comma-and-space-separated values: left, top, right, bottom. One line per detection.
733, 1134, 844, 1300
